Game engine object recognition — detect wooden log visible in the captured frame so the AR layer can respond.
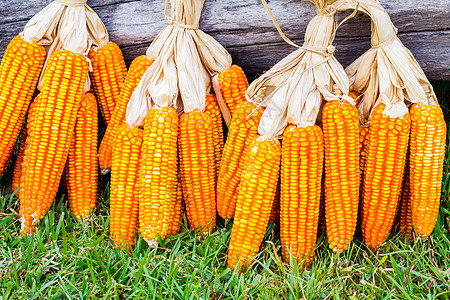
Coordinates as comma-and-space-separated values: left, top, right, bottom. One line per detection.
0, 0, 449, 80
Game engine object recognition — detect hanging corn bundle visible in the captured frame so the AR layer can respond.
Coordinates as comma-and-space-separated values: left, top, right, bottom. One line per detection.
15, 0, 114, 235
334, 0, 446, 247
227, 0, 360, 270
121, 0, 232, 247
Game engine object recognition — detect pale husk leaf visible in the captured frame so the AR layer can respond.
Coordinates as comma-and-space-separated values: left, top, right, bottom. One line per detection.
20, 0, 108, 91
125, 0, 231, 128
246, 4, 351, 139
333, 0, 435, 123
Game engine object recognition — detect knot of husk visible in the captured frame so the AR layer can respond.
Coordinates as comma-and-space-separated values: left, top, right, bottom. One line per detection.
246, 0, 352, 139
125, 0, 232, 128
21, 0, 108, 91
333, 0, 437, 123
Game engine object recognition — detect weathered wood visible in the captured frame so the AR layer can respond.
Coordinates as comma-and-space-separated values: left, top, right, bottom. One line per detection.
0, 0, 449, 80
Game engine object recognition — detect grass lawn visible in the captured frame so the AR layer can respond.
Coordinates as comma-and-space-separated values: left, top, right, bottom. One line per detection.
0, 82, 449, 299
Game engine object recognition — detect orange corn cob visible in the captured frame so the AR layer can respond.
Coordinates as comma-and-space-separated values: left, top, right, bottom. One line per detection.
280, 125, 324, 266
227, 136, 281, 270
178, 111, 216, 233
98, 55, 153, 173
0, 35, 45, 175
139, 106, 178, 244
398, 165, 413, 237
217, 101, 264, 219
167, 172, 184, 237
19, 50, 89, 235
66, 93, 98, 221
362, 104, 410, 249
110, 124, 143, 251
322, 100, 360, 252
218, 65, 249, 115
269, 177, 281, 223
205, 94, 224, 176
12, 99, 38, 191
409, 103, 446, 238
89, 42, 127, 124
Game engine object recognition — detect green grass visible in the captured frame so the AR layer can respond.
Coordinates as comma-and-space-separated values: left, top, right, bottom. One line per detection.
0, 83, 449, 299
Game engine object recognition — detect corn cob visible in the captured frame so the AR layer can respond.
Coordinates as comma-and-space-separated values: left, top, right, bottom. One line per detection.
19, 50, 89, 235
98, 55, 153, 173
12, 99, 38, 191
280, 125, 324, 266
322, 100, 360, 252
88, 42, 127, 124
409, 103, 446, 238
167, 172, 184, 237
269, 177, 281, 223
139, 106, 178, 244
362, 104, 410, 249
217, 101, 264, 219
110, 123, 143, 251
227, 136, 281, 270
66, 92, 98, 221
178, 111, 216, 233
398, 165, 413, 237
205, 94, 224, 177
218, 65, 249, 116
0, 35, 45, 175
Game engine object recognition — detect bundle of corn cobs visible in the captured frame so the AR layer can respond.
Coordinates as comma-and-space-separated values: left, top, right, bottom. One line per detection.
0, 0, 445, 271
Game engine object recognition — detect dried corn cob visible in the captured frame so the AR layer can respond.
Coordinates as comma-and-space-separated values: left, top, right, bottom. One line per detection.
110, 124, 143, 251
178, 111, 216, 233
362, 104, 410, 249
98, 55, 153, 173
218, 65, 249, 116
19, 50, 89, 235
227, 136, 281, 270
409, 103, 446, 238
12, 99, 38, 191
205, 94, 224, 176
269, 177, 281, 223
217, 101, 264, 219
280, 125, 324, 266
89, 42, 127, 124
0, 35, 45, 175
322, 100, 360, 253
66, 92, 98, 221
139, 106, 178, 244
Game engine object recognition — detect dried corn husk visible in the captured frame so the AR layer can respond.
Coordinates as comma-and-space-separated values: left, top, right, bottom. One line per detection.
21, 0, 108, 91
332, 0, 436, 125
245, 0, 354, 139
125, 0, 232, 127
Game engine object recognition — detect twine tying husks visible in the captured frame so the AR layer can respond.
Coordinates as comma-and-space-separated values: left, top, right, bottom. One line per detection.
125, 0, 231, 128
20, 0, 108, 91
55, 0, 87, 7
332, 0, 436, 124
246, 0, 357, 139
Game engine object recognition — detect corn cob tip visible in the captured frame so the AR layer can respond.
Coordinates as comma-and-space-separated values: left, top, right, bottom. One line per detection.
101, 168, 111, 175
